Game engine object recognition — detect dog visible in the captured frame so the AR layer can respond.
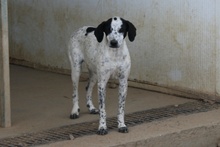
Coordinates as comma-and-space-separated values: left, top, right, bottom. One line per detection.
68, 16, 136, 135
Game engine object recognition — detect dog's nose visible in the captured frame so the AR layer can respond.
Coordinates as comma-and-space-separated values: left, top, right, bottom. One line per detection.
110, 40, 118, 48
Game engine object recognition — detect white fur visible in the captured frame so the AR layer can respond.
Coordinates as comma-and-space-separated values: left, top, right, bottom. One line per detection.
68, 17, 135, 135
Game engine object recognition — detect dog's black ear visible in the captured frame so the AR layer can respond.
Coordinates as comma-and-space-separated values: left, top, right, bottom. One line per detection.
126, 21, 136, 42
94, 21, 106, 42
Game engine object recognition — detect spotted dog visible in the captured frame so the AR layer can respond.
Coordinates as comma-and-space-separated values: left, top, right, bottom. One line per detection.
68, 16, 136, 135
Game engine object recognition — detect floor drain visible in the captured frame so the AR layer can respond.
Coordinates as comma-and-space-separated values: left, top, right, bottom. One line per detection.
0, 101, 219, 147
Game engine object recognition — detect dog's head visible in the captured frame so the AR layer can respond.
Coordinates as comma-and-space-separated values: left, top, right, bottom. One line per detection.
94, 16, 136, 48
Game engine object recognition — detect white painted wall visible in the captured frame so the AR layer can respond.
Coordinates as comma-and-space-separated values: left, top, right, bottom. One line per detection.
8, 0, 220, 100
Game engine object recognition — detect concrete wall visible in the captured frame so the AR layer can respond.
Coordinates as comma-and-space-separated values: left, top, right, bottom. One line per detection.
8, 0, 220, 100
0, 0, 11, 127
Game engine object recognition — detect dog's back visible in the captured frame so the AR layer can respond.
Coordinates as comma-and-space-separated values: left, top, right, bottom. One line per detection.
68, 26, 103, 61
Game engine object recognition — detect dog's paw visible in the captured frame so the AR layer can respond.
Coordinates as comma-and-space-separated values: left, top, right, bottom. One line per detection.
90, 109, 99, 114
118, 127, 128, 133
70, 108, 80, 119
97, 128, 108, 135
69, 114, 79, 119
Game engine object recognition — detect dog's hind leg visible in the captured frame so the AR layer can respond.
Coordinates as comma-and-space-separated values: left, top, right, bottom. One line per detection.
69, 51, 83, 119
86, 70, 99, 114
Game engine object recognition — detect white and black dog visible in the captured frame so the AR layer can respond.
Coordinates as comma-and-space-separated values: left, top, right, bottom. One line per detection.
68, 16, 136, 135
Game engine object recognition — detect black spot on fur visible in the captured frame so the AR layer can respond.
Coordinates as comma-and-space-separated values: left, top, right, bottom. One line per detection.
119, 73, 125, 79
94, 18, 112, 42
99, 98, 103, 109
94, 17, 136, 42
85, 27, 96, 36
80, 59, 84, 64
119, 19, 127, 39
103, 18, 113, 36
120, 18, 136, 41
125, 19, 136, 41
86, 82, 89, 91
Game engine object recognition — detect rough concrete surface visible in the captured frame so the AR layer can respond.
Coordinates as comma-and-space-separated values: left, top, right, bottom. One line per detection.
9, 1, 220, 96
2, 65, 220, 147
38, 109, 220, 147
0, 65, 192, 139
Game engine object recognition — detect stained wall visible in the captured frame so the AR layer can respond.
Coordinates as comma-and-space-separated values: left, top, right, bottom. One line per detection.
8, 0, 220, 99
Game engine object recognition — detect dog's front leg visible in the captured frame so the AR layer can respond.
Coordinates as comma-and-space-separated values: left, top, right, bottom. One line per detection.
117, 74, 129, 133
97, 73, 110, 135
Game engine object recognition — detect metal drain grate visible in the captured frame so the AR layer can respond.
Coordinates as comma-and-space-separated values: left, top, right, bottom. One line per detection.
1, 101, 220, 147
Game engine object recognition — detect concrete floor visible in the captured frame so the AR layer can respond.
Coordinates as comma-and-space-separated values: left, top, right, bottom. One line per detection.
39, 108, 220, 147
5, 65, 220, 147
0, 65, 193, 140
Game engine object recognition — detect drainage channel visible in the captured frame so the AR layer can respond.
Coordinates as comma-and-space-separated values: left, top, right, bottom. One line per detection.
1, 101, 220, 147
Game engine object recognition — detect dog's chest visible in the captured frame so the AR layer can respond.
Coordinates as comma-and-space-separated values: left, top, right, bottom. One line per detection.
101, 50, 129, 79
85, 45, 129, 77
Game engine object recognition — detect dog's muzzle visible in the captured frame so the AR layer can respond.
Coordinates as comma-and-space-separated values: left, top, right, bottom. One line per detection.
110, 40, 119, 48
